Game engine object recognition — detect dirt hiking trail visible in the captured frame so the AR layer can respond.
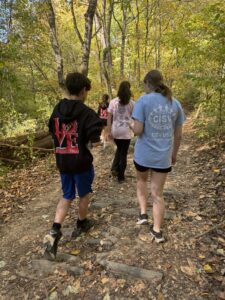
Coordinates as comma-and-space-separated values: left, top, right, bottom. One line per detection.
0, 117, 225, 300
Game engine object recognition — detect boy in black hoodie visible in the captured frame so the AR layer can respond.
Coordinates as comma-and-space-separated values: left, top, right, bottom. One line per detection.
43, 72, 102, 260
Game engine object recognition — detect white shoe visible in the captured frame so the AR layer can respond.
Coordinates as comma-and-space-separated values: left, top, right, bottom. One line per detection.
136, 214, 149, 225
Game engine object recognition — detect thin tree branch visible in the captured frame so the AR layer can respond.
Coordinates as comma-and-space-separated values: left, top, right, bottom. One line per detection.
92, 24, 102, 39
31, 60, 60, 97
47, 0, 65, 88
112, 6, 122, 32
70, 0, 84, 45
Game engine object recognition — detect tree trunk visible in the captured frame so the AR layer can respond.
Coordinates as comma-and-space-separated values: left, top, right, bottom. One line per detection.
80, 0, 98, 76
154, 0, 161, 69
135, 0, 140, 84
103, 47, 113, 97
157, 0, 162, 68
144, 0, 149, 66
47, 0, 65, 88
105, 0, 114, 74
70, 0, 83, 45
101, 0, 114, 97
120, 2, 128, 79
94, 16, 104, 88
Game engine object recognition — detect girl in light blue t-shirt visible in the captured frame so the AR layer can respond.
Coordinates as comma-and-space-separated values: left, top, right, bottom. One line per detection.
132, 70, 186, 243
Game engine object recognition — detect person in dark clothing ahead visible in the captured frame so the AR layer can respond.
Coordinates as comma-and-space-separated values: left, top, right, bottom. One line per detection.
43, 72, 102, 260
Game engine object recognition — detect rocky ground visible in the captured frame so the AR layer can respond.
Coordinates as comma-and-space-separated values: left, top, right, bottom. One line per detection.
0, 117, 224, 300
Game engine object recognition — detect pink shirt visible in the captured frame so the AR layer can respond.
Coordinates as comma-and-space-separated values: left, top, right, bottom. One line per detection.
108, 97, 134, 139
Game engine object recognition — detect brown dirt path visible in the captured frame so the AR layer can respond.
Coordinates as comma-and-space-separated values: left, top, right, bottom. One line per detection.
0, 117, 224, 300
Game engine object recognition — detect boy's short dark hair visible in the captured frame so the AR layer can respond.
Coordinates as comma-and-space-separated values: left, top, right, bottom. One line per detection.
65, 72, 91, 95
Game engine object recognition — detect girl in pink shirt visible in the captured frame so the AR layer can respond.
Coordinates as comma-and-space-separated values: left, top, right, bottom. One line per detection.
107, 81, 134, 183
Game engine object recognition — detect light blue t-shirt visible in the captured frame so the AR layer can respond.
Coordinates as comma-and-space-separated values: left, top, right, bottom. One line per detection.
132, 92, 186, 169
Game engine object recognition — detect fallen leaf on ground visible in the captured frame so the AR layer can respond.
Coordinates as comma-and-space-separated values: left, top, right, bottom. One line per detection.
185, 211, 197, 217
1, 270, 10, 276
135, 282, 146, 292
70, 249, 80, 256
181, 266, 195, 276
116, 279, 126, 286
158, 291, 164, 300
101, 277, 109, 284
49, 287, 57, 294
103, 292, 111, 300
48, 291, 58, 300
218, 237, 225, 246
218, 291, 225, 300
62, 281, 80, 296
203, 264, 214, 273
89, 230, 101, 238
138, 233, 152, 242
217, 249, 225, 256
0, 261, 6, 268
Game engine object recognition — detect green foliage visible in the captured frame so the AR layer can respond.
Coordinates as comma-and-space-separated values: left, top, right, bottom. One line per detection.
0, 98, 18, 136
0, 162, 10, 183
0, 0, 224, 139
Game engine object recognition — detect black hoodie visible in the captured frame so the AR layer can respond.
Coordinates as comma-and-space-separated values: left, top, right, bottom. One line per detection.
48, 98, 102, 174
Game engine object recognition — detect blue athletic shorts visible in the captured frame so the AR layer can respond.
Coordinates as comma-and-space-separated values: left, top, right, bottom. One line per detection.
60, 167, 94, 200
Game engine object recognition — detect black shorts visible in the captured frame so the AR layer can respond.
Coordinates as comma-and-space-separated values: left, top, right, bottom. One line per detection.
134, 161, 172, 173
100, 119, 107, 127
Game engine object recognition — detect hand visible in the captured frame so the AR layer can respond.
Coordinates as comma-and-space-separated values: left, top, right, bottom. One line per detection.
172, 154, 177, 165
106, 133, 113, 141
129, 121, 134, 131
92, 142, 101, 147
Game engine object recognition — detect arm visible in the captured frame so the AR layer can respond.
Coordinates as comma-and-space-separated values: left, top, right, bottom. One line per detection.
172, 125, 183, 164
132, 119, 144, 136
85, 109, 103, 147
106, 112, 113, 140
91, 141, 101, 147
48, 113, 54, 137
97, 104, 101, 116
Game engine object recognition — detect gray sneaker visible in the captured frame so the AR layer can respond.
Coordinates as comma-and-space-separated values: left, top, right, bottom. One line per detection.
43, 228, 62, 260
149, 225, 165, 243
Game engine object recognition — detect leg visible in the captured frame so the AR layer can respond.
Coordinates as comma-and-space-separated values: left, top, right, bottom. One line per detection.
43, 198, 71, 259
43, 174, 75, 259
76, 167, 94, 220
136, 169, 149, 214
101, 126, 106, 146
72, 192, 94, 238
54, 198, 72, 224
111, 139, 121, 174
53, 173, 75, 225
78, 193, 91, 220
72, 167, 95, 238
118, 139, 130, 180
150, 171, 167, 232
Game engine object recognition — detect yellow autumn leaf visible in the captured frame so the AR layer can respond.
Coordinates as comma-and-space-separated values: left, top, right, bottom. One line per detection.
49, 286, 57, 294
203, 264, 213, 273
218, 237, 225, 246
70, 249, 81, 256
213, 169, 220, 173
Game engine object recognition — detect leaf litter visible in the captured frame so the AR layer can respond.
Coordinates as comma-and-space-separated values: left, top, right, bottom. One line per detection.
0, 120, 225, 299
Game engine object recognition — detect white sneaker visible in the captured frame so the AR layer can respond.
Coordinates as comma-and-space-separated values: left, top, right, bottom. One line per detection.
136, 214, 149, 225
